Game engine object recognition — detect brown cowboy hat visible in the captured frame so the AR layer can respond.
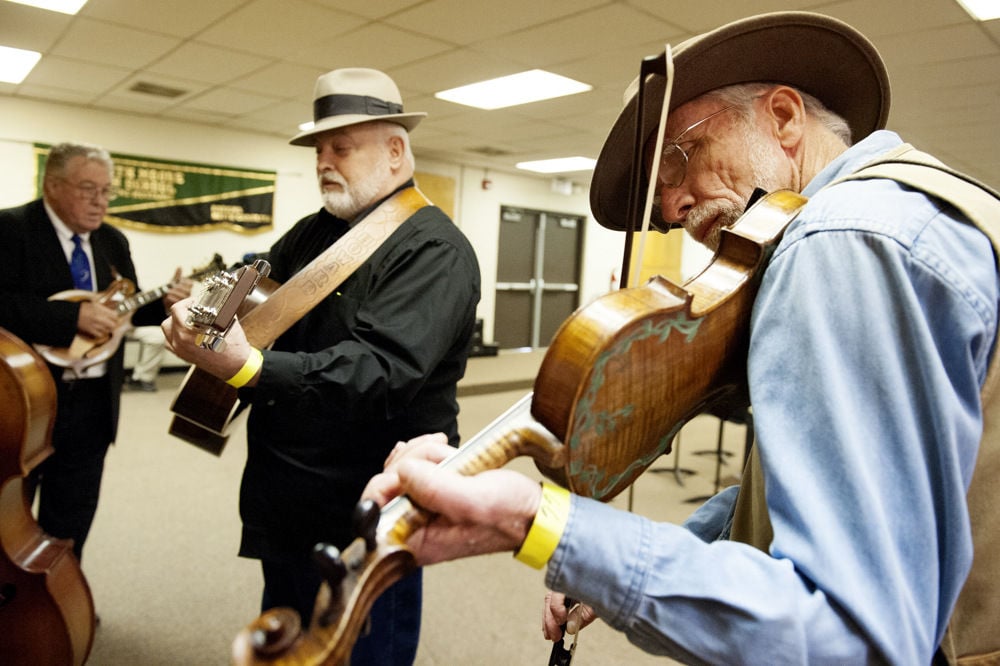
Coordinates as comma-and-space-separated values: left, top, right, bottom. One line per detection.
289, 67, 426, 146
589, 11, 891, 231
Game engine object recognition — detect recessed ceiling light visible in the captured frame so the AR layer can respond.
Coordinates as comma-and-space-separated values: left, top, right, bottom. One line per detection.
435, 70, 592, 110
8, 0, 87, 14
516, 156, 597, 174
955, 0, 1000, 20
0, 45, 42, 84
5, 0, 89, 14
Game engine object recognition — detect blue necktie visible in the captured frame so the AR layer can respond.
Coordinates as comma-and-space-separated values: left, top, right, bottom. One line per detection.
70, 235, 93, 290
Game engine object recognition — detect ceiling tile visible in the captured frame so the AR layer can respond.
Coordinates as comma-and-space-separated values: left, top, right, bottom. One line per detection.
625, 0, 831, 33
195, 0, 367, 59
147, 42, 272, 85
78, 0, 251, 37
15, 82, 96, 106
473, 4, 679, 67
818, 0, 971, 36
22, 55, 131, 96
385, 0, 608, 45
305, 0, 426, 20
49, 17, 180, 68
878, 23, 997, 66
388, 48, 524, 93
180, 86, 284, 115
0, 2, 73, 52
286, 23, 454, 71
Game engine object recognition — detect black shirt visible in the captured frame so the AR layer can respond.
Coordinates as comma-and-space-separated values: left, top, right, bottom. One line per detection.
238, 188, 481, 560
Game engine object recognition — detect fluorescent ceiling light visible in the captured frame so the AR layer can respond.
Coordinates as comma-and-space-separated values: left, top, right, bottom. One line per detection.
5, 0, 89, 14
435, 69, 592, 110
955, 0, 1000, 20
0, 45, 41, 84
516, 156, 597, 174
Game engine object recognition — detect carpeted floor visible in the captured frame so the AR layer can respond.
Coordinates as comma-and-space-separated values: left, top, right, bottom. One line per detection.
80, 350, 749, 665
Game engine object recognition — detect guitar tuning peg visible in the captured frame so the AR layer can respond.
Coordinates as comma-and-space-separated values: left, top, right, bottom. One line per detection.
352, 499, 380, 552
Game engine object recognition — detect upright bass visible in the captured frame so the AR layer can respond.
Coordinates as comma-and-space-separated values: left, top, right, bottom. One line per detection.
0, 327, 95, 665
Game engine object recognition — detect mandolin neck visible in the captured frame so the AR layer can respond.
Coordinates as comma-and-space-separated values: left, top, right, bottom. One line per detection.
119, 283, 171, 314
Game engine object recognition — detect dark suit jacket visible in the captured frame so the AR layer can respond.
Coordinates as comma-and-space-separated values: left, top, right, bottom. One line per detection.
0, 198, 167, 441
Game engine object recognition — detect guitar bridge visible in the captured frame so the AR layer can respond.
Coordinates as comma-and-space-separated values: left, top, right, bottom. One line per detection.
187, 259, 270, 352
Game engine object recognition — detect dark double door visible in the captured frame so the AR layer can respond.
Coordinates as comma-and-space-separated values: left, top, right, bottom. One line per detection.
493, 206, 583, 349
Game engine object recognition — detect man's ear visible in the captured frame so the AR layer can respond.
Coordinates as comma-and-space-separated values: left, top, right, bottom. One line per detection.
42, 175, 58, 199
387, 134, 406, 169
763, 86, 806, 151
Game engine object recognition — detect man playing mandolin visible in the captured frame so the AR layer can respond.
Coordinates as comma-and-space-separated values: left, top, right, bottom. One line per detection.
0, 142, 192, 568
363, 12, 1000, 665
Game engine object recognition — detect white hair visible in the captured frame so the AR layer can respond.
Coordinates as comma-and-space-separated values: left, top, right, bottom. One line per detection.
705, 82, 853, 144
45, 142, 114, 179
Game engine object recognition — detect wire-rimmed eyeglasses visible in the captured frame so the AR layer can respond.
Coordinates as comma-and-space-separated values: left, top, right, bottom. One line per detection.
657, 104, 740, 189
62, 179, 118, 202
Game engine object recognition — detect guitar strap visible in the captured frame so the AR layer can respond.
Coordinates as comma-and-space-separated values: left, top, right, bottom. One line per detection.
240, 185, 431, 347
167, 186, 432, 455
727, 145, 1000, 665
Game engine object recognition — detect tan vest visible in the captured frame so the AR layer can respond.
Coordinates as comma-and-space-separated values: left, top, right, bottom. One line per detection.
728, 145, 1000, 665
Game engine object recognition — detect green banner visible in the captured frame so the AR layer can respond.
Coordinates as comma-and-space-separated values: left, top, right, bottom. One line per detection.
35, 144, 275, 234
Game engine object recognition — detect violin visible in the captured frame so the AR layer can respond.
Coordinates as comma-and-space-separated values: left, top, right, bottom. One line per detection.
230, 188, 807, 665
0, 327, 96, 665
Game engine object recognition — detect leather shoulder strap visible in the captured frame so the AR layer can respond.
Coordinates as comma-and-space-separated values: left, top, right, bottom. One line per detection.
838, 144, 1000, 262
241, 186, 431, 348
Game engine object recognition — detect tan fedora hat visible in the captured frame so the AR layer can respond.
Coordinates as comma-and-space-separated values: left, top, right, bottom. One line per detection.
289, 67, 427, 146
590, 11, 891, 231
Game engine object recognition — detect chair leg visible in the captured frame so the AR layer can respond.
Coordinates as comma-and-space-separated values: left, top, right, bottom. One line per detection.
685, 419, 727, 503
647, 432, 696, 486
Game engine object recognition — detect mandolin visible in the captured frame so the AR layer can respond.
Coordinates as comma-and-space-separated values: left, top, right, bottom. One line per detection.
33, 254, 224, 374
231, 188, 808, 665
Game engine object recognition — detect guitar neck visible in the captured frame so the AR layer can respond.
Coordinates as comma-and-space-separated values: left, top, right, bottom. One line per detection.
120, 284, 170, 313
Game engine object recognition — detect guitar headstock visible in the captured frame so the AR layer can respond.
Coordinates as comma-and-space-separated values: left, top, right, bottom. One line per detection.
186, 259, 271, 352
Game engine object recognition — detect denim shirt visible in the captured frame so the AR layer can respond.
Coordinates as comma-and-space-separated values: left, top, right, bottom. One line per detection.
546, 131, 999, 664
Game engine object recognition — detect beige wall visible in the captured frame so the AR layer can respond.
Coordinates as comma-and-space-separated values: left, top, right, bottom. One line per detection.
0, 96, 632, 343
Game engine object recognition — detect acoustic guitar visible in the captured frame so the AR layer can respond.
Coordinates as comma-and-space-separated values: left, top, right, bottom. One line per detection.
168, 186, 431, 456
33, 254, 224, 374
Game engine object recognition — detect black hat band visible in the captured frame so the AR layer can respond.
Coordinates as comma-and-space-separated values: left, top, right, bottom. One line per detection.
314, 94, 404, 122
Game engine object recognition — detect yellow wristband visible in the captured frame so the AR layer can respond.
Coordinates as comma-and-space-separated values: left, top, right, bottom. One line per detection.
514, 482, 571, 569
226, 347, 263, 388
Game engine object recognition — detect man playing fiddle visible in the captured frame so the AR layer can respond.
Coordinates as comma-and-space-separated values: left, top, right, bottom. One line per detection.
363, 12, 1000, 664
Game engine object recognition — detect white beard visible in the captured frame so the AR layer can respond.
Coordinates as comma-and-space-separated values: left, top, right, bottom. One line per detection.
319, 154, 393, 220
